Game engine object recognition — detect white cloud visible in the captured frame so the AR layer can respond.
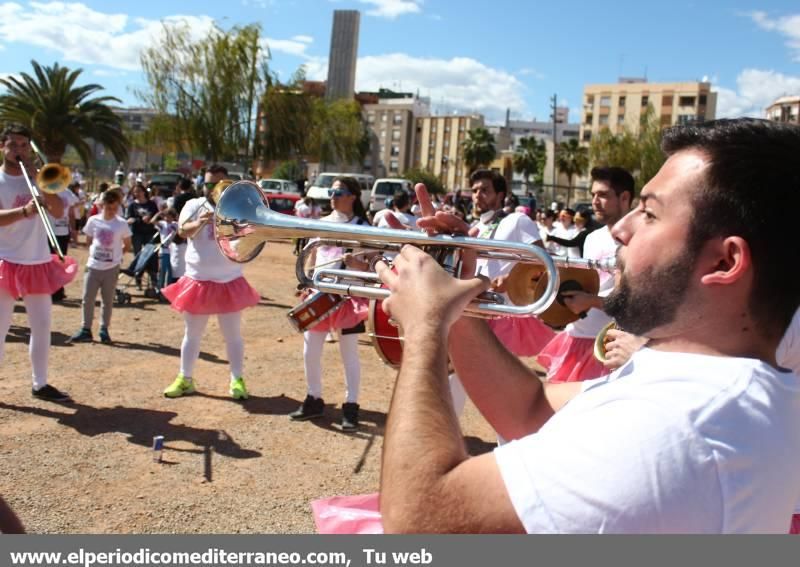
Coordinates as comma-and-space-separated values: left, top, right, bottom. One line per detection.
750, 11, 800, 61
0, 2, 215, 71
266, 36, 314, 58
359, 0, 422, 19
517, 67, 545, 80
292, 35, 313, 44
714, 69, 800, 118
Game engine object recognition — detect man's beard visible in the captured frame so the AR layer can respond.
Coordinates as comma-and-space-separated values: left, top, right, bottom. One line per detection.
604, 249, 697, 336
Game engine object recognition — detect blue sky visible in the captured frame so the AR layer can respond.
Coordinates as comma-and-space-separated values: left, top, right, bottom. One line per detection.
1, 0, 799, 123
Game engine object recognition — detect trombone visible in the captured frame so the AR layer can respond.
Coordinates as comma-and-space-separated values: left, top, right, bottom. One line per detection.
214, 181, 615, 319
15, 140, 72, 261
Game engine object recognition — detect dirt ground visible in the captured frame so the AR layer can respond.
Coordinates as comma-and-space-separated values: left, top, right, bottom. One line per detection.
0, 240, 502, 534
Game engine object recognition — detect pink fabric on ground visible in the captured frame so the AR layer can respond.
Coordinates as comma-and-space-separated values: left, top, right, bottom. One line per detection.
0, 255, 78, 298
488, 316, 555, 357
161, 275, 260, 315
311, 493, 384, 534
537, 332, 607, 383
309, 297, 368, 333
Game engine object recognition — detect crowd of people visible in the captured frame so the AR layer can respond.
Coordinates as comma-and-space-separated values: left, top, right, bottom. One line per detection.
1, 118, 800, 534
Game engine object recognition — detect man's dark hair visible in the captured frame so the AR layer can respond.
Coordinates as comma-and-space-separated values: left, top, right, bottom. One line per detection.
1, 123, 32, 143
590, 166, 635, 199
207, 164, 228, 176
662, 118, 800, 337
178, 178, 192, 191
469, 169, 507, 197
393, 189, 410, 210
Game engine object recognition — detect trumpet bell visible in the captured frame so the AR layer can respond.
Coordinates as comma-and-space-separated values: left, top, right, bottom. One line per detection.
593, 321, 617, 363
36, 163, 72, 194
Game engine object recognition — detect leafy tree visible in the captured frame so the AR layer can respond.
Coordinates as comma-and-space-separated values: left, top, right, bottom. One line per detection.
462, 127, 497, 172
257, 67, 315, 163
139, 21, 266, 162
556, 138, 589, 206
403, 167, 444, 195
272, 160, 303, 181
0, 60, 128, 164
513, 137, 546, 190
306, 98, 369, 170
589, 105, 666, 192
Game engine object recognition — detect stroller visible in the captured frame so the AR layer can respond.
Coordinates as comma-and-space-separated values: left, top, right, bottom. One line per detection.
116, 233, 161, 305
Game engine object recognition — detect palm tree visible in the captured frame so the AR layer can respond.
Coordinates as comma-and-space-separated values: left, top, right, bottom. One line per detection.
0, 60, 128, 164
513, 137, 546, 192
556, 138, 589, 206
462, 127, 497, 173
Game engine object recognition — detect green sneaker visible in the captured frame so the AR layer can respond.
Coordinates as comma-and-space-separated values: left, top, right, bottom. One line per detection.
230, 377, 248, 400
163, 374, 195, 398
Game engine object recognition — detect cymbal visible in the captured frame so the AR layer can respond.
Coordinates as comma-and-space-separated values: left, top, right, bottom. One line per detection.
505, 263, 547, 307
533, 266, 600, 328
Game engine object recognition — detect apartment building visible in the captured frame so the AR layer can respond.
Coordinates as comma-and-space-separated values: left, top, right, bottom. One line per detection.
579, 79, 717, 143
413, 114, 485, 190
766, 95, 800, 123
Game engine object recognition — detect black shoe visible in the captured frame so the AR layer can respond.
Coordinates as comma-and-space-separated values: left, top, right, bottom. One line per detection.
289, 395, 325, 421
66, 327, 93, 344
341, 402, 360, 431
99, 327, 112, 344
32, 384, 72, 402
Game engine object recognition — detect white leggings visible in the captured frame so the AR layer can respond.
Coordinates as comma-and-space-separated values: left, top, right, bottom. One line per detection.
0, 291, 51, 389
181, 311, 244, 380
303, 330, 360, 403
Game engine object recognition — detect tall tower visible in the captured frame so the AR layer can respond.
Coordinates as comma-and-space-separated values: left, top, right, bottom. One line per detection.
326, 10, 360, 101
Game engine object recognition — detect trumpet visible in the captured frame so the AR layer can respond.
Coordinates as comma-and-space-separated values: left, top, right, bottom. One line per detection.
16, 140, 72, 261
593, 321, 617, 363
180, 179, 233, 236
214, 181, 615, 318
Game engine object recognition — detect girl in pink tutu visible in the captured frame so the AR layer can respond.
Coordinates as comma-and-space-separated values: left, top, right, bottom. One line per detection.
160, 165, 259, 400
289, 177, 370, 431
0, 124, 78, 402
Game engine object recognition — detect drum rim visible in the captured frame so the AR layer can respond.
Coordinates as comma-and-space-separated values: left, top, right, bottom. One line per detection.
367, 298, 401, 369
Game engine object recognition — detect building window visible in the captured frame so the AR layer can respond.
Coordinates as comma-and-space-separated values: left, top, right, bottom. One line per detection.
641, 95, 649, 107
677, 114, 696, 125
600, 96, 611, 107
367, 112, 375, 123
380, 129, 387, 139
381, 113, 388, 122
391, 129, 401, 141
618, 96, 626, 107
678, 96, 696, 107
662, 95, 673, 106
585, 114, 593, 125
617, 114, 625, 125
583, 131, 592, 142
699, 94, 707, 106
393, 113, 403, 125
599, 115, 609, 126
586, 95, 595, 105
391, 145, 400, 156
390, 160, 399, 173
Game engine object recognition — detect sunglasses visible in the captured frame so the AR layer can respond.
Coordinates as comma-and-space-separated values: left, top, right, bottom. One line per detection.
204, 182, 216, 190
330, 189, 352, 198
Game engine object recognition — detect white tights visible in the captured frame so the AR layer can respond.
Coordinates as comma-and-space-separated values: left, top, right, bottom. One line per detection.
181, 311, 244, 380
0, 291, 52, 389
303, 330, 360, 403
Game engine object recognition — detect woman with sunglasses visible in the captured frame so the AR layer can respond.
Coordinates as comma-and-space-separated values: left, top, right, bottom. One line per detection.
289, 176, 371, 431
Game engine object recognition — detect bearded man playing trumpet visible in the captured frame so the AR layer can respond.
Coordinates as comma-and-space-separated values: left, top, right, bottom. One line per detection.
375, 119, 800, 533
0, 123, 77, 402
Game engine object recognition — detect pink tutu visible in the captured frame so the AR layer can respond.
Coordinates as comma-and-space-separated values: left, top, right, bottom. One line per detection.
790, 514, 800, 534
310, 297, 368, 333
311, 493, 384, 534
0, 255, 78, 299
488, 316, 555, 357
161, 276, 260, 315
537, 332, 608, 383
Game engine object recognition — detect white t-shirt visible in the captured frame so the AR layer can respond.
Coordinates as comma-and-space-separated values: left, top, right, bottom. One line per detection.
550, 223, 580, 258
179, 197, 243, 283
49, 189, 79, 237
474, 211, 542, 281
170, 242, 187, 279
0, 170, 51, 265
156, 220, 178, 252
566, 226, 618, 339
296, 202, 312, 219
83, 215, 132, 270
375, 210, 417, 229
495, 348, 800, 533
778, 307, 800, 375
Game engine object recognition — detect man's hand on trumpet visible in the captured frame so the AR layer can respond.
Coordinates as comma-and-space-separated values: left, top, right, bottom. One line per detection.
601, 328, 649, 370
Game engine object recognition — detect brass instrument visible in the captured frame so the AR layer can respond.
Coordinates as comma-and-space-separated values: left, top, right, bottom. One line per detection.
15, 140, 72, 261
214, 181, 615, 319
181, 179, 232, 236
593, 321, 617, 363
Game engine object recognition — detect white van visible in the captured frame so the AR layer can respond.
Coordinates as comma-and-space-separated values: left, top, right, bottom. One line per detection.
369, 178, 413, 212
306, 172, 374, 212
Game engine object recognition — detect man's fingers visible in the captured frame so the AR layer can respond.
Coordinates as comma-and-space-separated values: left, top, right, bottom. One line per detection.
375, 259, 398, 287
415, 183, 437, 218
383, 211, 406, 230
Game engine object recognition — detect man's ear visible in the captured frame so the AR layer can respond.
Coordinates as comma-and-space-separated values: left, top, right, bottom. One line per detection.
700, 236, 752, 286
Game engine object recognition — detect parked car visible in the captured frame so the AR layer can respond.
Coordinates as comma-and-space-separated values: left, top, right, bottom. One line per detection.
517, 195, 538, 212
306, 172, 374, 212
368, 178, 413, 212
259, 178, 300, 194
148, 172, 184, 197
263, 192, 301, 215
